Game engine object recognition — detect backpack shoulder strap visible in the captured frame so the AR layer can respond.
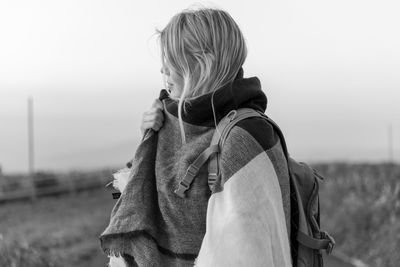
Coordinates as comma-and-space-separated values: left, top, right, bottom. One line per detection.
175, 108, 262, 197
208, 108, 265, 190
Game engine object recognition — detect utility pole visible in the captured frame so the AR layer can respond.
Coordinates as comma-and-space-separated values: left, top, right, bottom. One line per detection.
28, 96, 36, 199
388, 124, 394, 163
28, 97, 34, 174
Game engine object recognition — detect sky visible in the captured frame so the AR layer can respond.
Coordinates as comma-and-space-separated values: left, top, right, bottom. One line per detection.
0, 0, 399, 174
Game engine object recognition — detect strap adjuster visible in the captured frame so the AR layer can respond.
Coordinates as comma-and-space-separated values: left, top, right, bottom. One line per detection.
208, 172, 218, 181
186, 164, 199, 177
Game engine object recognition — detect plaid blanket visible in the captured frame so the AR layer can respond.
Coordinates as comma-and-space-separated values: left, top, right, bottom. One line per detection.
99, 71, 292, 266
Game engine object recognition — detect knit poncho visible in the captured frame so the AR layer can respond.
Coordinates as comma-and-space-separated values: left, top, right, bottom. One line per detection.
99, 68, 292, 267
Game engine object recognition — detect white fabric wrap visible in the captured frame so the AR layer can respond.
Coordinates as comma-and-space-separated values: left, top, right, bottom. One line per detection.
194, 151, 292, 267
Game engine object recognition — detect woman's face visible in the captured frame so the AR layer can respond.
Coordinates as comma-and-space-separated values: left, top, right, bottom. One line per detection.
161, 65, 184, 98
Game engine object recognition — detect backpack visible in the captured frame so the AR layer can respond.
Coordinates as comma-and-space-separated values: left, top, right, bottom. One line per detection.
174, 108, 335, 267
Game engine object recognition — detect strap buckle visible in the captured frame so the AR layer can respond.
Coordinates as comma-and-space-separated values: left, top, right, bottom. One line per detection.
174, 180, 190, 198
174, 164, 199, 198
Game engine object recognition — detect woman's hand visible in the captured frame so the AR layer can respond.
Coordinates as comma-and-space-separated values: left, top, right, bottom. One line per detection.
140, 99, 165, 135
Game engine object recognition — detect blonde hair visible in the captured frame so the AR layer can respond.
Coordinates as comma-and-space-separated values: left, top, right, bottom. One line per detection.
157, 6, 247, 143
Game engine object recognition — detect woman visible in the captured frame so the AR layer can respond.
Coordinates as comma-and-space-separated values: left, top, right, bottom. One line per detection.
100, 6, 292, 267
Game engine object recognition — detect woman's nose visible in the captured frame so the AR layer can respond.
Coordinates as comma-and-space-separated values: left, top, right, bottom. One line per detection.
160, 66, 170, 76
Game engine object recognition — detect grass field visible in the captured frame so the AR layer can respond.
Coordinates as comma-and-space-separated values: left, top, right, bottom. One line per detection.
0, 163, 399, 267
316, 163, 400, 267
0, 188, 114, 267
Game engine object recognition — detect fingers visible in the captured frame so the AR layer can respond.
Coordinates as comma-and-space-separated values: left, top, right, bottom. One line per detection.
140, 99, 165, 134
141, 120, 163, 133
144, 107, 164, 116
151, 99, 164, 110
143, 108, 164, 124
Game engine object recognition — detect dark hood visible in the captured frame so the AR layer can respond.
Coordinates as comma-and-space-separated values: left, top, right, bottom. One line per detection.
159, 67, 267, 127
